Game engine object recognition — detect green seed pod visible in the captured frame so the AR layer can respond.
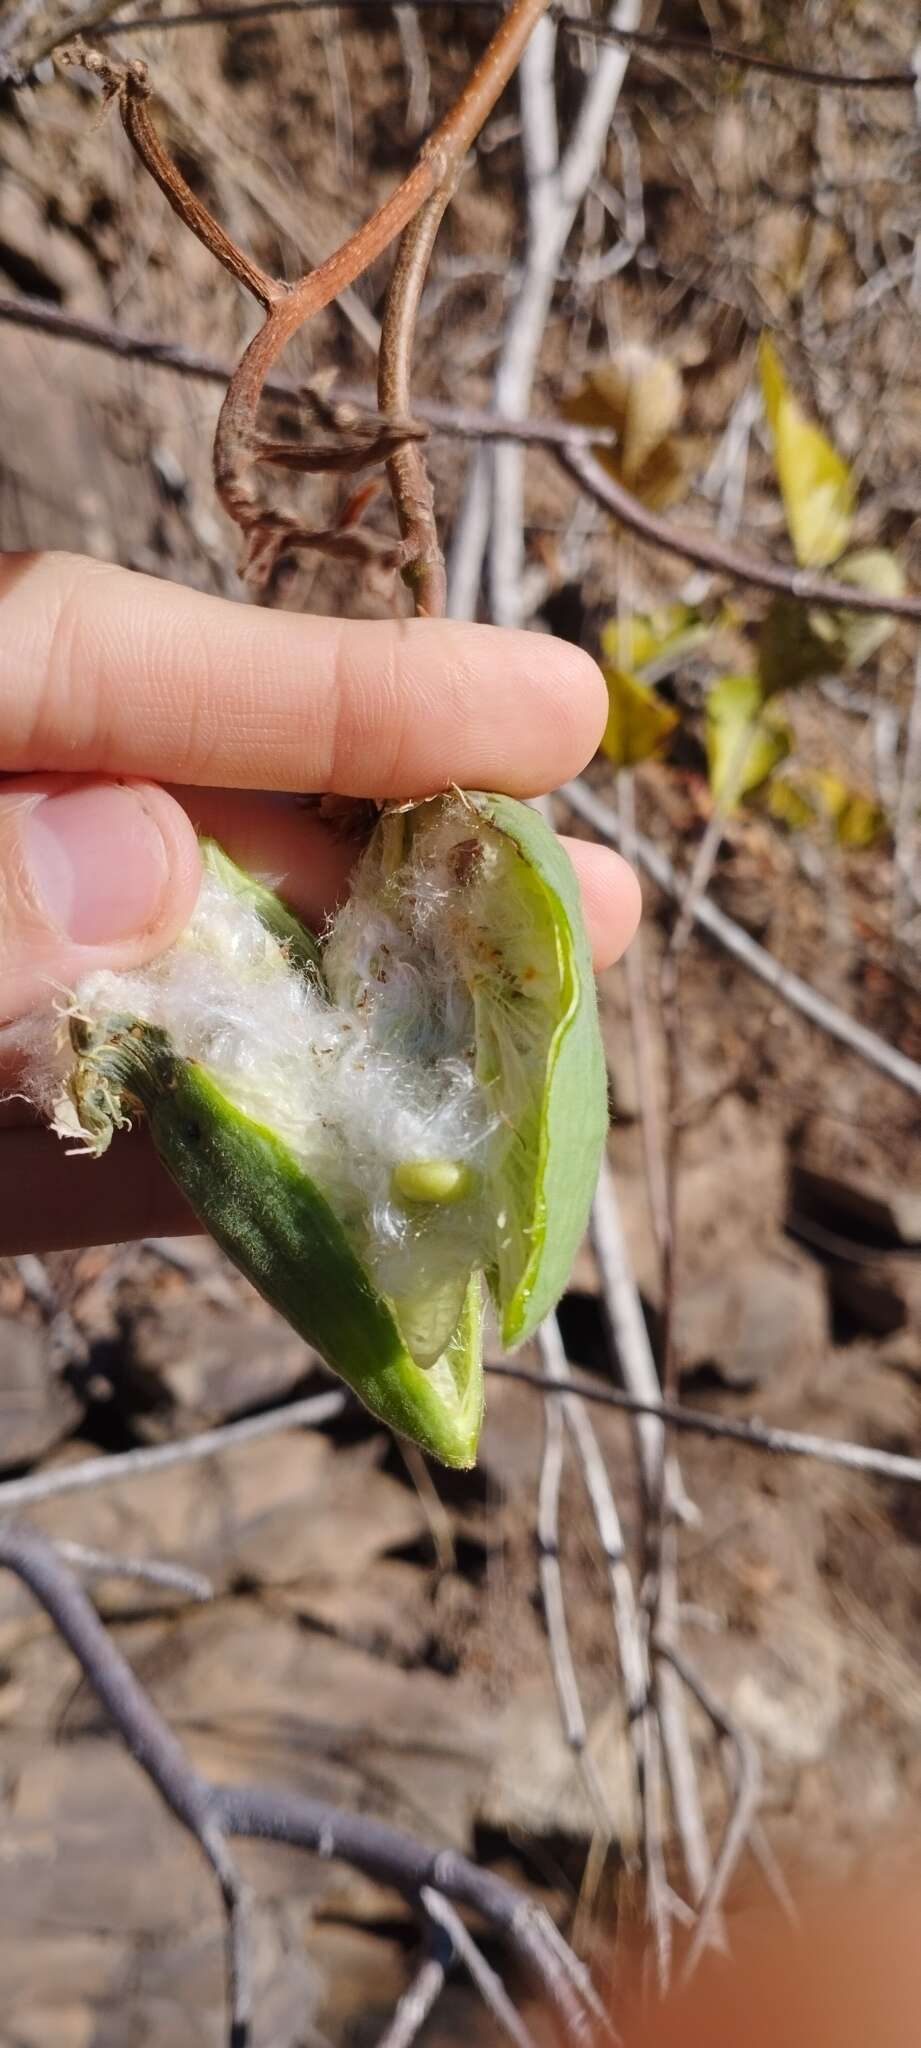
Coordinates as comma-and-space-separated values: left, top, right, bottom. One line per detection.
50, 791, 606, 1466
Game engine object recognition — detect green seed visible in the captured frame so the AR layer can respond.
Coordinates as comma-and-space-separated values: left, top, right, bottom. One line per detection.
391, 1159, 475, 1205
63, 1019, 484, 1470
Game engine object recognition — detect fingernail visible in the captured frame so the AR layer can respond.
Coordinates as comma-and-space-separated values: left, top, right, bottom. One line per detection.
24, 785, 170, 945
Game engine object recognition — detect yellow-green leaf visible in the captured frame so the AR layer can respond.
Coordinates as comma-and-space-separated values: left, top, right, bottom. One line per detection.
599, 665, 678, 769
600, 602, 716, 680
764, 775, 818, 833
758, 334, 855, 567
765, 768, 887, 849
562, 348, 693, 510
809, 548, 905, 669
705, 672, 791, 808
812, 772, 887, 849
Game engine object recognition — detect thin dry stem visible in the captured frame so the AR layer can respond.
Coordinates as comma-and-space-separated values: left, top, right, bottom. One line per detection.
90, 0, 553, 586
379, 189, 454, 613
558, 446, 921, 623
565, 778, 921, 1098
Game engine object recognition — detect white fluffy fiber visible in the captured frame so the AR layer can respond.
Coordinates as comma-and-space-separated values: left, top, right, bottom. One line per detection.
24, 820, 500, 1316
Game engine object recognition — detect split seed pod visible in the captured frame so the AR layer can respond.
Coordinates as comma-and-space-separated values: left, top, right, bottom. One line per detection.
49, 792, 606, 1467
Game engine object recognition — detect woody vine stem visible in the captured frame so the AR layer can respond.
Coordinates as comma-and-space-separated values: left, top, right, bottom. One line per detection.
74, 0, 554, 614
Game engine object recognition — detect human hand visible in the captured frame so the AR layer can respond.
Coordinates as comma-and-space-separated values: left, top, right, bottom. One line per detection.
0, 550, 640, 1254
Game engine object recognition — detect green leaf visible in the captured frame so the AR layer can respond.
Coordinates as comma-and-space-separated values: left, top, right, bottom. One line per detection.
598, 664, 679, 768
705, 673, 791, 808
808, 548, 905, 669
758, 334, 855, 567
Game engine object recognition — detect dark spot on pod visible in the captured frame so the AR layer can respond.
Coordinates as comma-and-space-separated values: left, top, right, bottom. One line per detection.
450, 838, 483, 887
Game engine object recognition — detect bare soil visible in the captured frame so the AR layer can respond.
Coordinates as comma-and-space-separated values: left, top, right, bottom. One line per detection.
0, 1, 920, 2039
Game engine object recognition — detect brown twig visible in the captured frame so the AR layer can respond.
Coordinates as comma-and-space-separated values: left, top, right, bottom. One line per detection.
0, 286, 621, 447
557, 16, 917, 92
77, 0, 553, 588
558, 447, 921, 622
379, 190, 453, 612
75, 0, 918, 95
9, 289, 921, 622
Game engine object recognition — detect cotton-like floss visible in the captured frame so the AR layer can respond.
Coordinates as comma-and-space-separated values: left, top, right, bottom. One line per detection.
14, 792, 606, 1462
19, 806, 518, 1348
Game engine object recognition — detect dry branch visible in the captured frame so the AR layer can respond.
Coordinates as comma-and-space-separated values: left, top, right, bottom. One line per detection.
0, 287, 619, 447
0, 1387, 347, 1511
486, 1363, 921, 1487
70, 0, 555, 591
373, 1928, 454, 2048
558, 447, 921, 623
73, 0, 919, 96
0, 1523, 597, 2047
564, 777, 921, 1097
559, 16, 918, 92
5, 290, 919, 621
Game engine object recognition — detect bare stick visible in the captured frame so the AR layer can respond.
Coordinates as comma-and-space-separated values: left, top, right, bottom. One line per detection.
379, 189, 453, 613
640, 1706, 672, 1989
0, 1388, 346, 1513
652, 1528, 716, 1932
558, 447, 921, 623
0, 284, 621, 448
0, 1522, 255, 2045
83, 0, 553, 583
0, 1524, 597, 2042
373, 1929, 454, 2048
5, 1357, 920, 1519
535, 1325, 623, 1841
8, 274, 919, 618
540, 1323, 648, 1735
472, 0, 643, 625
82, 0, 920, 98
53, 1540, 214, 1600
93, 0, 502, 37
589, 1155, 693, 1525
593, 808, 713, 1944
537, 1321, 657, 1941
557, 16, 917, 93
483, 1363, 921, 1487
656, 1641, 761, 1980
394, 4, 432, 137
420, 1889, 540, 2048
564, 778, 921, 1098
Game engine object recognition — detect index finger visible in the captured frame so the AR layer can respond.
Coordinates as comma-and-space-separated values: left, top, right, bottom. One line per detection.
0, 552, 607, 799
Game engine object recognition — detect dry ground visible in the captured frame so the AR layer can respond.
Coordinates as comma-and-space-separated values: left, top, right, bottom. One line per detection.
0, 1, 920, 2040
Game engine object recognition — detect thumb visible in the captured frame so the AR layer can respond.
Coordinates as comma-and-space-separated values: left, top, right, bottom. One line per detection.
0, 776, 202, 1024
